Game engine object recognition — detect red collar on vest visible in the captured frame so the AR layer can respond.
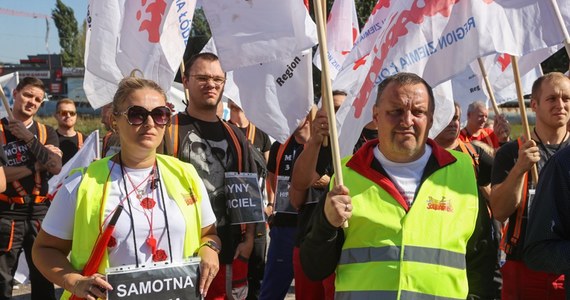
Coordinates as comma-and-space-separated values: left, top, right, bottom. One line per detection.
346, 139, 456, 211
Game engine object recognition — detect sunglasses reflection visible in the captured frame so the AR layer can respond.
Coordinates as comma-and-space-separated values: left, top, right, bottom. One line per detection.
114, 105, 172, 126
57, 110, 77, 117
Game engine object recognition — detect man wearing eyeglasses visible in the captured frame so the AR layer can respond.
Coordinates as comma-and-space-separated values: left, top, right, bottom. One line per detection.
0, 77, 61, 300
53, 98, 84, 165
166, 52, 256, 300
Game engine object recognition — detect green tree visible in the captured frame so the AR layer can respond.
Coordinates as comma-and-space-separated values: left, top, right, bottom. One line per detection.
52, 0, 81, 67
76, 20, 87, 66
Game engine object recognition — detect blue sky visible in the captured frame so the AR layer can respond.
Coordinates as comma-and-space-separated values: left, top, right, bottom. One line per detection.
0, 0, 88, 64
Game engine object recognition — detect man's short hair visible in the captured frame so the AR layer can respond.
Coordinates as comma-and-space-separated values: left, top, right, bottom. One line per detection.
531, 72, 570, 103
15, 77, 44, 92
467, 100, 486, 115
375, 72, 435, 113
184, 52, 220, 77
56, 98, 76, 112
332, 90, 347, 97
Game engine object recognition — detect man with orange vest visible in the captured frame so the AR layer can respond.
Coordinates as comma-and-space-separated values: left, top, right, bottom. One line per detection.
491, 72, 570, 299
0, 77, 62, 300
53, 98, 84, 165
459, 100, 510, 149
435, 102, 502, 299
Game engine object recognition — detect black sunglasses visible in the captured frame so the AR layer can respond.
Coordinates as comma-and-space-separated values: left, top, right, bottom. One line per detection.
114, 105, 172, 126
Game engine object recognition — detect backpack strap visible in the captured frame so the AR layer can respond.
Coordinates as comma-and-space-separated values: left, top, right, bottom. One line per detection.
274, 136, 293, 188
500, 137, 528, 254
167, 114, 179, 157
221, 121, 243, 173
246, 124, 256, 145
77, 132, 84, 149
36, 123, 47, 145
0, 121, 6, 145
457, 139, 479, 177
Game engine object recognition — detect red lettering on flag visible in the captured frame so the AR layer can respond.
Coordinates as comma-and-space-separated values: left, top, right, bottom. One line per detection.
136, 0, 167, 43
353, 54, 369, 70
352, 0, 494, 118
497, 54, 511, 72
372, 0, 391, 16
352, 27, 358, 43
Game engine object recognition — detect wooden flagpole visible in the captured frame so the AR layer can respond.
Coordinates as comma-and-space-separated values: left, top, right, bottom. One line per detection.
511, 55, 539, 184
314, 0, 346, 227
477, 58, 501, 116
0, 86, 13, 119
319, 0, 329, 147
549, 0, 570, 68
314, 0, 343, 186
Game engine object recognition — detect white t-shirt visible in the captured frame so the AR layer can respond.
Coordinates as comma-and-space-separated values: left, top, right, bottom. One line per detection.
374, 145, 432, 206
42, 161, 216, 267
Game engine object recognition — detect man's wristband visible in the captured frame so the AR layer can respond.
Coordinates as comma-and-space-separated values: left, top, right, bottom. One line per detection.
25, 137, 35, 145
266, 203, 274, 207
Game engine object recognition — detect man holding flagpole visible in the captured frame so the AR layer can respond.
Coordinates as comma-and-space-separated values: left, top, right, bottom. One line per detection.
300, 72, 488, 299
491, 72, 570, 299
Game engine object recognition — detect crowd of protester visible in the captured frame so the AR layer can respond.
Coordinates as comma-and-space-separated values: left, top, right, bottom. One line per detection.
0, 53, 567, 300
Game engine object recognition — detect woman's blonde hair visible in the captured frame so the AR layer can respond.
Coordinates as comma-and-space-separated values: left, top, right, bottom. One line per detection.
112, 71, 167, 112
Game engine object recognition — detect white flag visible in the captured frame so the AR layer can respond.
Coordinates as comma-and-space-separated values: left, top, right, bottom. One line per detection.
84, 0, 196, 109
334, 0, 570, 157
200, 38, 313, 143
0, 72, 18, 119
441, 64, 542, 123
232, 50, 314, 143
48, 130, 100, 196
202, 0, 317, 71
313, 0, 360, 80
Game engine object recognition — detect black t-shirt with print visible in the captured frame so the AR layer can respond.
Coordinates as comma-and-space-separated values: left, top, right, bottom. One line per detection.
234, 124, 272, 155
56, 130, 83, 165
1, 118, 59, 218
174, 112, 256, 264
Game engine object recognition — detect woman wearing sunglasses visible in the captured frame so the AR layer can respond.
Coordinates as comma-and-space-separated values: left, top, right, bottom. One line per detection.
32, 76, 220, 299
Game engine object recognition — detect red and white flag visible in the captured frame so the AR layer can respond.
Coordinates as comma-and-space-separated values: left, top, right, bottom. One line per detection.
447, 64, 542, 122
84, 0, 196, 109
202, 0, 317, 71
471, 46, 559, 93
334, 0, 570, 157
313, 0, 360, 80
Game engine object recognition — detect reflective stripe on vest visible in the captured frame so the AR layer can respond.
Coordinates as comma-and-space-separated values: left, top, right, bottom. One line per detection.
61, 154, 203, 299
339, 245, 465, 270
336, 150, 477, 299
